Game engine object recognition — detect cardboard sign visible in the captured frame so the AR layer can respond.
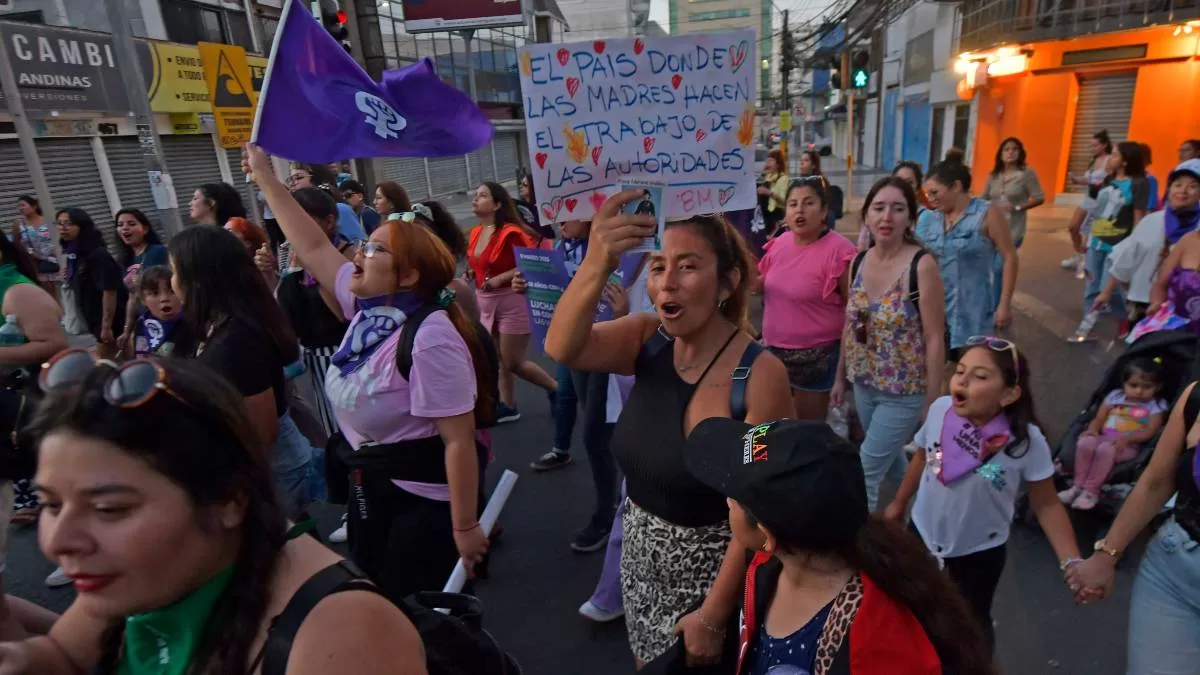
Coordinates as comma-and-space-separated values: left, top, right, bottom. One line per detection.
198, 42, 257, 148
518, 31, 757, 223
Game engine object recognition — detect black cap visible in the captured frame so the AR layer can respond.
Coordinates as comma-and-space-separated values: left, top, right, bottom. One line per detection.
684, 418, 868, 549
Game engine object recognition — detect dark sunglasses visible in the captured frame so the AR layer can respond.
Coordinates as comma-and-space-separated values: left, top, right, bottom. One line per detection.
40, 349, 189, 409
853, 308, 869, 345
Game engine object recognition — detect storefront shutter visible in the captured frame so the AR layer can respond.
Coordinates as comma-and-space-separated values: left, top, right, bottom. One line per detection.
482, 142, 498, 183
104, 137, 166, 241
162, 135, 224, 226
428, 155, 468, 197
0, 141, 38, 235
1065, 71, 1137, 194
493, 131, 520, 185
468, 149, 484, 187
381, 157, 429, 201
39, 138, 117, 252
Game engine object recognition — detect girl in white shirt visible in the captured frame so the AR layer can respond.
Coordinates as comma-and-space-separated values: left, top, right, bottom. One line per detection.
885, 336, 1083, 651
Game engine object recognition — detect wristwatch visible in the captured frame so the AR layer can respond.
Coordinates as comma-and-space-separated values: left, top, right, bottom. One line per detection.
1014, 204, 1023, 212
1094, 538, 1122, 560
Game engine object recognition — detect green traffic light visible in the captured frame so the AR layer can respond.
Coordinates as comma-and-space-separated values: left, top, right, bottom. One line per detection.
853, 70, 868, 88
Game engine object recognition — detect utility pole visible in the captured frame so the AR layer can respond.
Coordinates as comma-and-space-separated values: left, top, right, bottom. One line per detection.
459, 29, 478, 186
104, 0, 185, 236
779, 10, 793, 162
0, 32, 54, 223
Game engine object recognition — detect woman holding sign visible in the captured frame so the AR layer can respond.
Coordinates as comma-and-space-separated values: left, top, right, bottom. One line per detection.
545, 192, 792, 669
468, 182, 557, 424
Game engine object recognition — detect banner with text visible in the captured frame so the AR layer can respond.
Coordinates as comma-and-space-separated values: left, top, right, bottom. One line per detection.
518, 30, 757, 223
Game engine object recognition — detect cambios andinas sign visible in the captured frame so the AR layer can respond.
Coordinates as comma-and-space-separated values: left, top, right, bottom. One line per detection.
400, 0, 525, 33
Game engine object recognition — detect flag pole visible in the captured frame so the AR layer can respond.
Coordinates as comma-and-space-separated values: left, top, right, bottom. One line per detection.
250, 0, 294, 146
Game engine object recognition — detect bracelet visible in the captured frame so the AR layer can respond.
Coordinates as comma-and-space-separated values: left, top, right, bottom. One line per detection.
1059, 557, 1084, 571
453, 522, 479, 533
696, 611, 726, 635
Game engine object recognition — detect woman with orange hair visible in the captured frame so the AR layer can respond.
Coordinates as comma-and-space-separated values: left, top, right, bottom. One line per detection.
247, 144, 494, 599
225, 216, 269, 254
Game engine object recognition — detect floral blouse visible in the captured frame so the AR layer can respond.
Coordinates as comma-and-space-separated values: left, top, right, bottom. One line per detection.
843, 257, 926, 395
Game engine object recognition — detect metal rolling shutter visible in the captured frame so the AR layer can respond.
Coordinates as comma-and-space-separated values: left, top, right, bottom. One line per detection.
494, 132, 520, 185
39, 138, 115, 251
0, 141, 33, 227
104, 137, 165, 241
481, 143, 497, 183
467, 149, 484, 186
428, 155, 468, 197
226, 147, 259, 224
162, 135, 223, 226
1065, 71, 1137, 194
381, 157, 429, 201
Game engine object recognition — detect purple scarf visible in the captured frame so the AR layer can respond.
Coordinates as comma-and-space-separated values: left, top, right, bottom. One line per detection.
937, 408, 1012, 485
328, 290, 424, 376
1164, 206, 1200, 246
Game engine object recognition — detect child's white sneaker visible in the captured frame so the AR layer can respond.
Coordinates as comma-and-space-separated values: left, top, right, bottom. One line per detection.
1057, 485, 1080, 504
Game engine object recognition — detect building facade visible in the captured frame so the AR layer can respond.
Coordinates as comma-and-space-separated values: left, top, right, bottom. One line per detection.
668, 0, 775, 104
556, 0, 652, 41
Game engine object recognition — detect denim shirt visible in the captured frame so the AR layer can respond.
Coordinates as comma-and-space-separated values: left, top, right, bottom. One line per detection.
916, 198, 995, 350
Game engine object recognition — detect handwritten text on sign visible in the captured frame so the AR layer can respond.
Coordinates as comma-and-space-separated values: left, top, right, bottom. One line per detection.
518, 31, 757, 223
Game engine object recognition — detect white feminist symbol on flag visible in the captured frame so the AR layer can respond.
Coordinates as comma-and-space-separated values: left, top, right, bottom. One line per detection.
355, 91, 407, 139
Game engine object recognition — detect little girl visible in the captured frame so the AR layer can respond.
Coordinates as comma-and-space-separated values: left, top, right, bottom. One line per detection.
885, 336, 1083, 651
1059, 357, 1168, 510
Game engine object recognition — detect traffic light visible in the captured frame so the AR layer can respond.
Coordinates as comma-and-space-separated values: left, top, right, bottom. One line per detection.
850, 50, 869, 89
317, 0, 350, 49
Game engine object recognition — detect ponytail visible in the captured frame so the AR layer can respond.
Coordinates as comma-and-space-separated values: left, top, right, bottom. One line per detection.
848, 518, 996, 675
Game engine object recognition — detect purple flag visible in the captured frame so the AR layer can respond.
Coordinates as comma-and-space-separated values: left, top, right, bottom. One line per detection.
251, 0, 493, 163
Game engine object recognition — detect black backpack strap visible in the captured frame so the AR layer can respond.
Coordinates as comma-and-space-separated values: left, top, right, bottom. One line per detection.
635, 323, 673, 371
1184, 382, 1200, 435
730, 341, 763, 423
396, 305, 441, 380
259, 561, 385, 675
849, 250, 867, 284
908, 249, 927, 304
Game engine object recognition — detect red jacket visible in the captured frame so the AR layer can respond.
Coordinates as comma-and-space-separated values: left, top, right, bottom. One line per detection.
737, 551, 944, 675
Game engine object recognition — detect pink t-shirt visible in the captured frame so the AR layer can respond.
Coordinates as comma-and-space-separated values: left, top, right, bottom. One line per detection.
325, 263, 477, 450
758, 230, 856, 349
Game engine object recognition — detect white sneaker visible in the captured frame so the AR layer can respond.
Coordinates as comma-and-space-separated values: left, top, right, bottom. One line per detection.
578, 600, 624, 623
45, 566, 72, 588
329, 514, 348, 544
1061, 253, 1081, 269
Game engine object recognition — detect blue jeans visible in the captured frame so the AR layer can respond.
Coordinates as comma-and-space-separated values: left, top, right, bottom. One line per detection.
553, 363, 578, 451
1127, 518, 1200, 674
853, 383, 924, 512
570, 369, 618, 526
1084, 245, 1126, 318
274, 412, 316, 519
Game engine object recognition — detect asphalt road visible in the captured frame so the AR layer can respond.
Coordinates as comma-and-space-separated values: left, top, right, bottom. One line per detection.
5, 204, 1145, 674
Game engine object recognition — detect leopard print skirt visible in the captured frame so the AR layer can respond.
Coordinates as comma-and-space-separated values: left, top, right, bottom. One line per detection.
619, 499, 732, 664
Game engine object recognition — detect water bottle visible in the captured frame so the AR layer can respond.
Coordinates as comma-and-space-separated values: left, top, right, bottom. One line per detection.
0, 315, 26, 347
1068, 310, 1100, 343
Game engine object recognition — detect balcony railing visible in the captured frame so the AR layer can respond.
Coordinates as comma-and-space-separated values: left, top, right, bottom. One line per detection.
960, 0, 1200, 51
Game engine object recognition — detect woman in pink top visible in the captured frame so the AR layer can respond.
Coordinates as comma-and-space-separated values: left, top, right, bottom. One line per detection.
247, 145, 495, 601
757, 178, 857, 420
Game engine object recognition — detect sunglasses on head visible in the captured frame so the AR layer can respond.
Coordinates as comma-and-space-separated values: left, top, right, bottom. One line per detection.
40, 349, 190, 409
964, 335, 1020, 381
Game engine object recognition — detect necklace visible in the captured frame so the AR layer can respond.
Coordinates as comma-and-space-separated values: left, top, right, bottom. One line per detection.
674, 328, 739, 373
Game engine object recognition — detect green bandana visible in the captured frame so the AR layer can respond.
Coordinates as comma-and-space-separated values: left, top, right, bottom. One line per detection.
118, 566, 234, 675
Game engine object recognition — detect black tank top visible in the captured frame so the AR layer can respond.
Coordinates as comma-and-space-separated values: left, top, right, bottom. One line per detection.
1174, 447, 1200, 542
612, 329, 741, 527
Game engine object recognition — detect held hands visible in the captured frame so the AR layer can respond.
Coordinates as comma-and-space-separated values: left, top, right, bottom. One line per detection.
1064, 555, 1116, 604
674, 609, 725, 667
588, 190, 657, 270
603, 281, 629, 319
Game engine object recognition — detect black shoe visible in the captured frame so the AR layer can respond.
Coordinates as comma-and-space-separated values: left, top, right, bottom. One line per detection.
571, 521, 611, 553
496, 402, 521, 424
530, 450, 572, 471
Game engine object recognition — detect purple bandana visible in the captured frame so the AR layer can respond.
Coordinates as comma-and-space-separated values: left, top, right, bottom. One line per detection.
1164, 206, 1200, 246
937, 408, 1012, 485
328, 290, 424, 376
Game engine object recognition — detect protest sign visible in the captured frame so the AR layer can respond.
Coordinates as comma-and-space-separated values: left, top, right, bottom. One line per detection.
518, 31, 757, 223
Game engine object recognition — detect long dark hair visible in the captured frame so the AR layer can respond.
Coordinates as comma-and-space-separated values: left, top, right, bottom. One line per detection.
57, 208, 106, 255
1113, 141, 1146, 179
291, 187, 339, 237
26, 358, 287, 674
17, 195, 42, 216
114, 208, 164, 269
0, 227, 41, 283
928, 156, 974, 192
415, 201, 466, 258
958, 342, 1039, 457
992, 137, 1027, 175
662, 214, 757, 333
375, 181, 413, 216
1094, 129, 1113, 155
799, 150, 823, 176
893, 161, 924, 186
168, 226, 297, 361
861, 176, 921, 245
481, 182, 533, 238
198, 183, 247, 228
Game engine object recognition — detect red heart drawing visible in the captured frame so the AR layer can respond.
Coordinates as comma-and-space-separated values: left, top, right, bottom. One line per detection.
589, 191, 607, 212
695, 129, 707, 142
541, 197, 563, 221
591, 146, 603, 166
643, 137, 655, 153
566, 77, 581, 98
535, 152, 548, 169
593, 41, 606, 54
728, 41, 748, 72
633, 39, 645, 55
671, 74, 682, 90
565, 198, 578, 213
556, 48, 569, 66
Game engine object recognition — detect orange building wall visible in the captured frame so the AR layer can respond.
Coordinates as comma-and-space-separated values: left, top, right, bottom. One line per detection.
968, 27, 1200, 202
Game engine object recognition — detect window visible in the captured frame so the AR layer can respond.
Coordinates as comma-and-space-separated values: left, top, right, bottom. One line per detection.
929, 106, 946, 170
689, 9, 752, 21
952, 104, 970, 153
161, 0, 255, 51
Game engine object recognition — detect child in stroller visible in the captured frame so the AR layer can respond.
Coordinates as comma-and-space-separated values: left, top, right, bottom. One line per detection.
1057, 356, 1168, 510
1053, 330, 1196, 512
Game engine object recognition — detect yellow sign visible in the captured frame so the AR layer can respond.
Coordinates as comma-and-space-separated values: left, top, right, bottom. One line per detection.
168, 112, 206, 134
145, 43, 210, 113
198, 42, 257, 148
779, 110, 792, 132
247, 55, 267, 96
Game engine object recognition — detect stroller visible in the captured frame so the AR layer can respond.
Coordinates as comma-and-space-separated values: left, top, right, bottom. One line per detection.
1051, 329, 1199, 514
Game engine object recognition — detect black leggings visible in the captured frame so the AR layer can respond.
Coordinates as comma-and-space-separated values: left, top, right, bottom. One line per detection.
912, 525, 1007, 652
